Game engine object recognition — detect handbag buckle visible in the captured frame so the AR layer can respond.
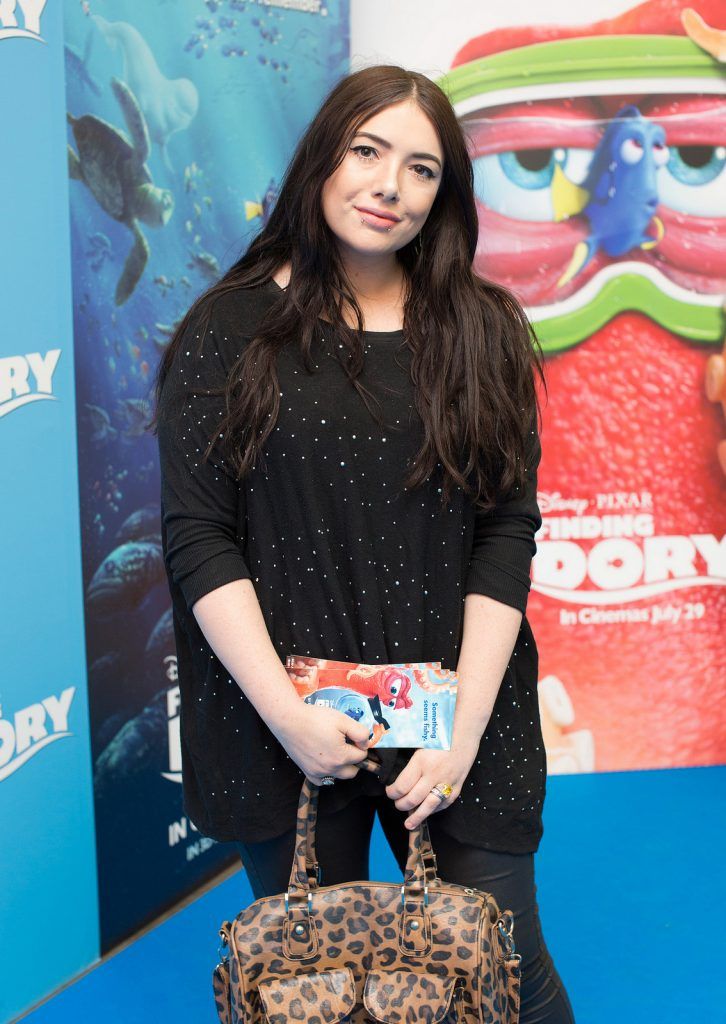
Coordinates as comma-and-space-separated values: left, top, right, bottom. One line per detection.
285, 890, 314, 912
497, 915, 516, 957
401, 883, 429, 906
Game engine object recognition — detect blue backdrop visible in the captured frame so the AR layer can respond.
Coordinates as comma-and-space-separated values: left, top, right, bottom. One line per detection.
0, 2, 98, 1021
1, 0, 347, 1019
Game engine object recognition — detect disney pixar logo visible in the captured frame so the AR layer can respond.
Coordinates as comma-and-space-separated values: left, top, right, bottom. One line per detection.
0, 688, 75, 781
0, 350, 61, 418
0, 0, 46, 43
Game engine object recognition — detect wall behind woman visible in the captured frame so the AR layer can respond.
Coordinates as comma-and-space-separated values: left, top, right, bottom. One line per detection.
351, 0, 726, 779
0, 3, 99, 1021
62, 0, 349, 958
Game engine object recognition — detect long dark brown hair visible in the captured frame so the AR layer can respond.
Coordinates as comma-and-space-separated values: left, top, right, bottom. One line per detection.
152, 63, 547, 513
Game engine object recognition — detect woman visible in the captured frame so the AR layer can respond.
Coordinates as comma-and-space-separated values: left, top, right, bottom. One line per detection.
154, 64, 575, 1023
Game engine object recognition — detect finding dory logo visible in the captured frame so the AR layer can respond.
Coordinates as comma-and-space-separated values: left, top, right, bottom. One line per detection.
0, 350, 61, 418
533, 492, 726, 605
0, 0, 47, 43
0, 688, 75, 781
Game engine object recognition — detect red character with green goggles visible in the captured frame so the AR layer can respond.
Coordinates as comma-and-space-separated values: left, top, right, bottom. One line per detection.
437, 0, 725, 775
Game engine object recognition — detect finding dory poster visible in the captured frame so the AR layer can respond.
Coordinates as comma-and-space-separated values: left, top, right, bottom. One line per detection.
63, 0, 348, 953
352, 0, 726, 777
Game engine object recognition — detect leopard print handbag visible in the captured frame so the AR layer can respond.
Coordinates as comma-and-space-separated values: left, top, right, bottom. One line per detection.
213, 776, 522, 1023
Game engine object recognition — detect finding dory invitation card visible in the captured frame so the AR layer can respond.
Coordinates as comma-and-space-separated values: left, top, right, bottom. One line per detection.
285, 655, 459, 749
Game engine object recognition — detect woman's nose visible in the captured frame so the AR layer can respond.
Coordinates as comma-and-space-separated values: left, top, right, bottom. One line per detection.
372, 173, 401, 201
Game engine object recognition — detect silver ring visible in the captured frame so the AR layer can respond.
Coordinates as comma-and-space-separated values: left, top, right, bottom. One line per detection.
320, 776, 336, 786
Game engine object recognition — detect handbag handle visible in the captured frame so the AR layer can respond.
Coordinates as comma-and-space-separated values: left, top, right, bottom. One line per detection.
286, 776, 442, 905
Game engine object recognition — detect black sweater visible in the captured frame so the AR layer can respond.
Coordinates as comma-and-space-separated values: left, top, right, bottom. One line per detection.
157, 279, 547, 852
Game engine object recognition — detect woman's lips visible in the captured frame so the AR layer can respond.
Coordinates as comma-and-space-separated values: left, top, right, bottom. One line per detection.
355, 206, 400, 229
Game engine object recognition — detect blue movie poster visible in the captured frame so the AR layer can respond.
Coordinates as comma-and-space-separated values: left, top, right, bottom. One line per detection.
62, 0, 349, 952
1, 2, 99, 1019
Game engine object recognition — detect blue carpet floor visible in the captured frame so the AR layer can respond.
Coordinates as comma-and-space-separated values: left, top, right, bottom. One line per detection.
15, 765, 726, 1023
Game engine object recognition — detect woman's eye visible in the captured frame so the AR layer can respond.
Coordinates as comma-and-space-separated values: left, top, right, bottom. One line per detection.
350, 147, 434, 179
351, 145, 376, 160
389, 682, 399, 696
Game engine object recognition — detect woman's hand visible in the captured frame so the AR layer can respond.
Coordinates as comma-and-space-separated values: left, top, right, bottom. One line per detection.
270, 702, 372, 785
385, 738, 479, 829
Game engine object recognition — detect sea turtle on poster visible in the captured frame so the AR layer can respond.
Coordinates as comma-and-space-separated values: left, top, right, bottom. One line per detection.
67, 76, 174, 305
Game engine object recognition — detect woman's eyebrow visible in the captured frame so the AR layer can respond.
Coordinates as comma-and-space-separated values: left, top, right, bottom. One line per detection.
353, 130, 442, 169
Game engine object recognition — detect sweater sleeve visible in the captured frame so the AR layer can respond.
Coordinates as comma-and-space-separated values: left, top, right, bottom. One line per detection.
157, 299, 252, 614
464, 410, 543, 615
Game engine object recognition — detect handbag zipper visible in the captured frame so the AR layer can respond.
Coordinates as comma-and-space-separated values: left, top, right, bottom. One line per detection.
235, 879, 490, 914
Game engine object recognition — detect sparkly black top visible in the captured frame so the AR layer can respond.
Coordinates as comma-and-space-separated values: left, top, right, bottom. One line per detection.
157, 279, 547, 852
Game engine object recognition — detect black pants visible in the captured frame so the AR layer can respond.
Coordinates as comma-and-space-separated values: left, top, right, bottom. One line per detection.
236, 792, 576, 1024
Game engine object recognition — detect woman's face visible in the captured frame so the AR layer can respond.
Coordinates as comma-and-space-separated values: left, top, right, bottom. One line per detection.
321, 99, 444, 261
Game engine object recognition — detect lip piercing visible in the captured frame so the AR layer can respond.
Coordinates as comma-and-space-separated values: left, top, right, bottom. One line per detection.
360, 216, 393, 232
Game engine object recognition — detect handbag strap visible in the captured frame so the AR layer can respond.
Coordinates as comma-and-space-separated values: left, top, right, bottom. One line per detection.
288, 776, 321, 894
286, 777, 442, 903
